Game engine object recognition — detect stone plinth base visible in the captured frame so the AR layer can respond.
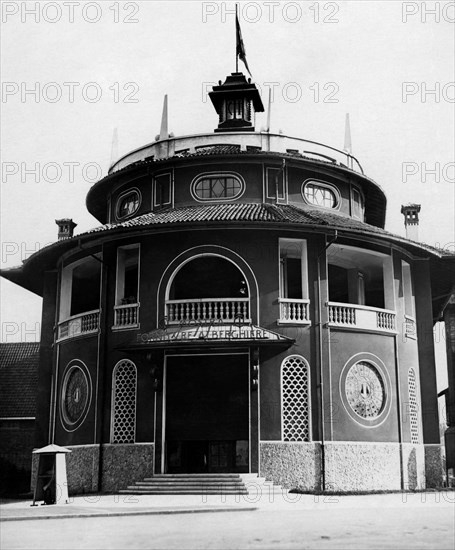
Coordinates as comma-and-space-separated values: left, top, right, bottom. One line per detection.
402, 443, 426, 490
324, 442, 401, 492
424, 445, 444, 488
260, 441, 434, 492
31, 443, 154, 496
101, 443, 154, 492
259, 442, 321, 491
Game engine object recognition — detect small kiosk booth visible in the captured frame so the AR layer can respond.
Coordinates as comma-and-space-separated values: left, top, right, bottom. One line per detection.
32, 444, 71, 505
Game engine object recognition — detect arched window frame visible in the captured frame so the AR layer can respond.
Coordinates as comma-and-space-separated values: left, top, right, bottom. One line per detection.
157, 245, 260, 327
281, 355, 311, 442
408, 367, 421, 445
163, 253, 252, 325
111, 359, 137, 444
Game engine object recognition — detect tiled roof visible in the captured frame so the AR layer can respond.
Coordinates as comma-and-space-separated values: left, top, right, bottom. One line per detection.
83, 202, 392, 238
87, 202, 280, 232
79, 202, 454, 259
0, 342, 39, 418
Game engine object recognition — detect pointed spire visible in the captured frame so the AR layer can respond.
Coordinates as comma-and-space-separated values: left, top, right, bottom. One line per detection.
110, 127, 118, 166
266, 87, 272, 132
159, 94, 168, 141
344, 113, 352, 154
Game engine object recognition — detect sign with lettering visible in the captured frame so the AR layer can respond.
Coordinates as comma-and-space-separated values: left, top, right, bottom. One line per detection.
136, 324, 292, 346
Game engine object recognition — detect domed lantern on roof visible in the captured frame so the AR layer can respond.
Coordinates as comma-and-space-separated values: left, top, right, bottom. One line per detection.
208, 6, 264, 133
209, 72, 264, 133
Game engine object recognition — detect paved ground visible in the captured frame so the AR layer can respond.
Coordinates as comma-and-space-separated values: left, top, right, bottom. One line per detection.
1, 492, 454, 549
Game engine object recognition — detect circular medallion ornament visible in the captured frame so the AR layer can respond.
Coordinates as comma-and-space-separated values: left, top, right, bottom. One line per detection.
61, 361, 91, 431
345, 361, 385, 419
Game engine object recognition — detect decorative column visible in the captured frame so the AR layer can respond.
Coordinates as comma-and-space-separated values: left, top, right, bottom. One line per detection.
443, 293, 455, 483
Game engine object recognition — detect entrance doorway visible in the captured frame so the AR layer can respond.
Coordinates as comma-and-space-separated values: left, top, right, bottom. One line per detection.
164, 354, 249, 473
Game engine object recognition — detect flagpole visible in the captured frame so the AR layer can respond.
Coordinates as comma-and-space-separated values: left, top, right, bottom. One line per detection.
235, 4, 238, 72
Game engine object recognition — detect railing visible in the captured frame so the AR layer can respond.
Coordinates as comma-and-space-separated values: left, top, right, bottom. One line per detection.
57, 310, 100, 341
404, 315, 417, 339
165, 298, 250, 325
278, 299, 310, 324
113, 303, 140, 329
109, 131, 363, 174
328, 302, 396, 333
328, 303, 356, 326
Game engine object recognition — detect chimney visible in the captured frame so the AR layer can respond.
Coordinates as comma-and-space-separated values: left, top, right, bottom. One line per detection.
56, 219, 77, 241
401, 204, 421, 241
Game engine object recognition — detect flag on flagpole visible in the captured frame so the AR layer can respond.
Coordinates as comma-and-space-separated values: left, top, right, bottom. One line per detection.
236, 8, 252, 77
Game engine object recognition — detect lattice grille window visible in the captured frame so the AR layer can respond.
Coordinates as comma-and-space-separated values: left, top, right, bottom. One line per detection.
111, 359, 137, 444
281, 355, 311, 442
408, 368, 420, 444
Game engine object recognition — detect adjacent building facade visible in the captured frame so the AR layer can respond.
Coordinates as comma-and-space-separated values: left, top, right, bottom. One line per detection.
0, 342, 39, 495
2, 72, 454, 493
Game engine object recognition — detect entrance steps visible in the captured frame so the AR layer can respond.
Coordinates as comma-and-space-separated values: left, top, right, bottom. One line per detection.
240, 474, 287, 496
119, 473, 286, 496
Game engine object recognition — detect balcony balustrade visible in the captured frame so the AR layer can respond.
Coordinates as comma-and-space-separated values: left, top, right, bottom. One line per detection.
113, 303, 140, 329
57, 309, 100, 341
278, 299, 310, 324
165, 298, 250, 325
328, 302, 396, 333
110, 131, 363, 174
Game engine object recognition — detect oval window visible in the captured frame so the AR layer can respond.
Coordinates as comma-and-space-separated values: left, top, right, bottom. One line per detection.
302, 181, 339, 209
116, 189, 141, 219
192, 173, 245, 202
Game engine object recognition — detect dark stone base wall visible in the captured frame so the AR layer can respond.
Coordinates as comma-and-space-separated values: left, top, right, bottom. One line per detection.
31, 443, 154, 495
66, 445, 100, 494
101, 443, 154, 492
30, 442, 442, 495
31, 444, 99, 496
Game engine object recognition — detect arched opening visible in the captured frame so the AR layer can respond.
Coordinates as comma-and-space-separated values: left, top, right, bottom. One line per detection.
169, 256, 248, 300
166, 255, 251, 324
111, 359, 137, 444
281, 355, 311, 442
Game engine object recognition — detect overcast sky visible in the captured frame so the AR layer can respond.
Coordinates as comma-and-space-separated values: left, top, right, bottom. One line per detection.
1, 0, 453, 388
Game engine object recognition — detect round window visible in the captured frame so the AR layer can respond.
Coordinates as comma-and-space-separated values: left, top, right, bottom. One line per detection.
345, 361, 385, 419
61, 362, 92, 431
